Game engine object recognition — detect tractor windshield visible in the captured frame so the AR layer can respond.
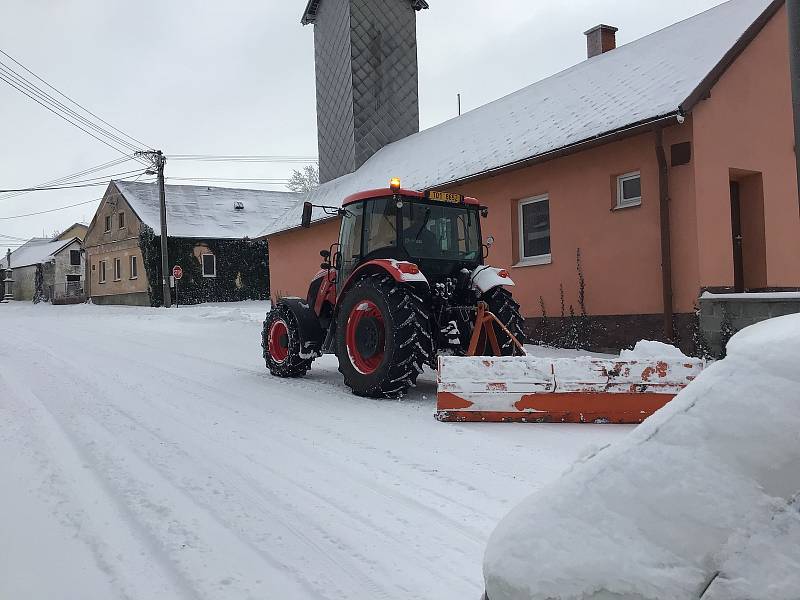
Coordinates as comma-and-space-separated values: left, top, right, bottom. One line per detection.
401, 201, 481, 262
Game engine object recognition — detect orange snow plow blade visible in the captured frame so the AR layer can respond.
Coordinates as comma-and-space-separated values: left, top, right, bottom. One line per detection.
435, 356, 704, 424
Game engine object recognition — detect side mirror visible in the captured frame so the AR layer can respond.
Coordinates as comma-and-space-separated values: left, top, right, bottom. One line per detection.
301, 202, 313, 228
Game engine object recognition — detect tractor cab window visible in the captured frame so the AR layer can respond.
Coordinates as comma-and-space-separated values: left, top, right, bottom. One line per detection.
402, 202, 481, 262
338, 202, 363, 285
362, 197, 398, 258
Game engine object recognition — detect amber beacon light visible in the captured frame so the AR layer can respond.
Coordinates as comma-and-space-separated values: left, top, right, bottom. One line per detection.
390, 177, 401, 191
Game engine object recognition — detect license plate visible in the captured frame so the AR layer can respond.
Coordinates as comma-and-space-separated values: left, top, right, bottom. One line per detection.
427, 190, 464, 203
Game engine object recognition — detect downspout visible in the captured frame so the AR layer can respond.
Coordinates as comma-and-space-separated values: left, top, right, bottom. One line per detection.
788, 0, 800, 217
654, 126, 675, 341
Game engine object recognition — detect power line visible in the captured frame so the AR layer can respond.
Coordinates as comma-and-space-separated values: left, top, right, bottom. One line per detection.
0, 168, 148, 193
166, 176, 292, 184
0, 197, 102, 220
0, 62, 141, 153
0, 69, 139, 157
0, 50, 151, 162
168, 154, 317, 163
0, 156, 137, 202
0, 49, 151, 151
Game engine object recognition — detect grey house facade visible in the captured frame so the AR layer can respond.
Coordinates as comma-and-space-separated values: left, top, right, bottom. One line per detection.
303, 0, 428, 182
0, 237, 85, 303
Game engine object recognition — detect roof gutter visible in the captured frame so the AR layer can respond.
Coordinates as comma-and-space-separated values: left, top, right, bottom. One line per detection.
429, 112, 682, 190
263, 113, 684, 239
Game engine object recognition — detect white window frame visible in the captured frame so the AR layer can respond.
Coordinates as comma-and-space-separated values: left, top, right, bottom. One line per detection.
616, 171, 642, 208
129, 255, 138, 280
516, 194, 552, 267
113, 257, 122, 281
99, 261, 107, 283
104, 215, 112, 233
201, 253, 216, 278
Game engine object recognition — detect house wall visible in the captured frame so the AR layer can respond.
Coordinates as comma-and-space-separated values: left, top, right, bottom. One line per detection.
692, 4, 800, 290
84, 186, 149, 305
268, 218, 341, 299
268, 123, 696, 327
51, 240, 85, 300
10, 265, 37, 301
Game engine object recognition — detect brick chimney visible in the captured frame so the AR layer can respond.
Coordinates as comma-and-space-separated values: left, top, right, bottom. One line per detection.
584, 24, 618, 59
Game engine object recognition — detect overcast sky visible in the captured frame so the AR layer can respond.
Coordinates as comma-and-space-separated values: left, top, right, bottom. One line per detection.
1, 0, 727, 245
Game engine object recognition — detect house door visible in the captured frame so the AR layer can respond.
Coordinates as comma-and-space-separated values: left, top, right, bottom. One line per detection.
729, 181, 744, 293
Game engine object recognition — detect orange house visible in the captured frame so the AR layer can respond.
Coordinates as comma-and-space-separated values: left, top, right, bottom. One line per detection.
263, 0, 800, 350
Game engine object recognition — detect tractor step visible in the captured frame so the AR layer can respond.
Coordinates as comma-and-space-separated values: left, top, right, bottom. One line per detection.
436, 355, 704, 423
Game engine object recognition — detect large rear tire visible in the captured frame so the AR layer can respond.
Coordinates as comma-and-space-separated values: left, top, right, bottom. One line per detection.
480, 287, 527, 355
336, 274, 430, 398
262, 302, 314, 378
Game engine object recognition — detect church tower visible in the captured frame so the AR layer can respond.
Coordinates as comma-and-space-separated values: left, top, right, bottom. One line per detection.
302, 0, 429, 183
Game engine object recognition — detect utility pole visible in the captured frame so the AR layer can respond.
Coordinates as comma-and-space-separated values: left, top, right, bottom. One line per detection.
136, 150, 172, 307
788, 0, 800, 216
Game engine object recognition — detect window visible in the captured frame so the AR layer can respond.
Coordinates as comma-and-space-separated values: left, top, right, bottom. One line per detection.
518, 195, 551, 264
338, 202, 364, 288
99, 261, 107, 283
104, 215, 112, 232
362, 197, 397, 257
130, 255, 138, 279
69, 250, 81, 266
113, 257, 121, 281
118, 211, 126, 229
616, 171, 642, 208
202, 253, 216, 278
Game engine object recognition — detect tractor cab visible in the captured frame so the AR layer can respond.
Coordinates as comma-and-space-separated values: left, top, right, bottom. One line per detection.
335, 185, 485, 291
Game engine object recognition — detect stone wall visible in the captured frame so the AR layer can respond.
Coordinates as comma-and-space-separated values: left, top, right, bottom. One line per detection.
699, 293, 800, 355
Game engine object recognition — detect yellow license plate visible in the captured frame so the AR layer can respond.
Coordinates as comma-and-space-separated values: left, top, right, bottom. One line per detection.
427, 190, 463, 203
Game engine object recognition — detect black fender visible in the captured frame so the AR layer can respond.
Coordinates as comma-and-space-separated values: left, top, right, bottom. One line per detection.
275, 297, 324, 356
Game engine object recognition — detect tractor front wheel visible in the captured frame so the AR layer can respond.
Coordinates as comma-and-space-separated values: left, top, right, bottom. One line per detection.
481, 287, 527, 355
336, 275, 430, 398
262, 302, 314, 378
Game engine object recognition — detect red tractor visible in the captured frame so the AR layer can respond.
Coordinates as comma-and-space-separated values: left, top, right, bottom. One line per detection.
262, 179, 526, 398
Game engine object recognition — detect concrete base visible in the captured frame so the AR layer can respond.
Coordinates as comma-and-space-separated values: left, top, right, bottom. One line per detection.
699, 293, 800, 355
91, 292, 151, 307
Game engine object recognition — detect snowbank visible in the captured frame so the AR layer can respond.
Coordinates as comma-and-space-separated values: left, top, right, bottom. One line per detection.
619, 339, 688, 360
483, 314, 800, 600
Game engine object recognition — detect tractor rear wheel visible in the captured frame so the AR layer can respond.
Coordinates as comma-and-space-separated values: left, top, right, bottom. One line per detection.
262, 302, 314, 378
480, 287, 527, 355
336, 274, 430, 398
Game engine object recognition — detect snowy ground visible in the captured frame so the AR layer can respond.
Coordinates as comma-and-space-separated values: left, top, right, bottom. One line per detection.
0, 301, 631, 600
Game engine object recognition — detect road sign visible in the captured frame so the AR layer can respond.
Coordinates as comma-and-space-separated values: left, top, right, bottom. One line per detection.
172, 265, 183, 280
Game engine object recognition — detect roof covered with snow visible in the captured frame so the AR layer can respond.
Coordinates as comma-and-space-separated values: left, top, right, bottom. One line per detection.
113, 180, 301, 240
0, 237, 79, 269
265, 0, 779, 237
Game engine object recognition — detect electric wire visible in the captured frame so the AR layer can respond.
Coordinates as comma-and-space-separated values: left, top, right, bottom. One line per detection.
0, 156, 135, 201
0, 168, 149, 193
0, 197, 102, 220
0, 48, 152, 150
0, 63, 141, 153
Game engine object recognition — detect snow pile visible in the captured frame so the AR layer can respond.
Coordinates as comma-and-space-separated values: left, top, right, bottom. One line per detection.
619, 339, 688, 360
483, 313, 800, 600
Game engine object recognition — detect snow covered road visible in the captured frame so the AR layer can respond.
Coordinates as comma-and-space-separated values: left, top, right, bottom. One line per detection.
0, 302, 632, 600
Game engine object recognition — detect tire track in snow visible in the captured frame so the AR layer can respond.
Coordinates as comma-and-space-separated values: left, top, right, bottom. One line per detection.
5, 329, 472, 599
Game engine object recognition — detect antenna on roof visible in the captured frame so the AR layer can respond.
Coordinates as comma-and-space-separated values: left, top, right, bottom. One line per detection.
457, 93, 461, 117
